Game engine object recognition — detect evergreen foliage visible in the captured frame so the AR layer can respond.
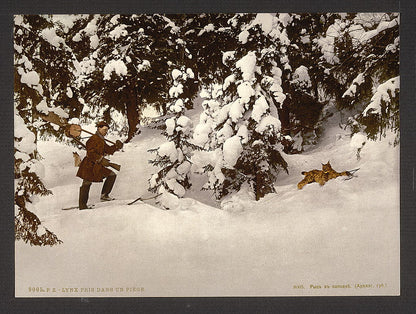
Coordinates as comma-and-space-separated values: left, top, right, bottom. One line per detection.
322, 13, 400, 142
14, 13, 400, 232
14, 14, 83, 245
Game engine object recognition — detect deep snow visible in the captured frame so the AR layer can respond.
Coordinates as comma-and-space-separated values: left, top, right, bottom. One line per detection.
15, 114, 400, 297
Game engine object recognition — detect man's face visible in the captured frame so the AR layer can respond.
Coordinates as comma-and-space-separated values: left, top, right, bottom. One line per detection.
98, 126, 109, 136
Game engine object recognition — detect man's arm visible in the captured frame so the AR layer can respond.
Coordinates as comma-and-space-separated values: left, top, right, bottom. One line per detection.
104, 140, 123, 155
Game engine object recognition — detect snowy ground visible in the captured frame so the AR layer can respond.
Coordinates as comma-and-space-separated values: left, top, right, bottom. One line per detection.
15, 115, 400, 297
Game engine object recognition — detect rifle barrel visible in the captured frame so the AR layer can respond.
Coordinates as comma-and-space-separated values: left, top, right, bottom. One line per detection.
80, 128, 116, 145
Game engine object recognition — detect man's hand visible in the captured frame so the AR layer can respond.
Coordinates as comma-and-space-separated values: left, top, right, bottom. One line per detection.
115, 140, 123, 150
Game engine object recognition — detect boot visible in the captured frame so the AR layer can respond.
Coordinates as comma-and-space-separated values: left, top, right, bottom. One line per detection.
101, 174, 116, 201
79, 184, 91, 210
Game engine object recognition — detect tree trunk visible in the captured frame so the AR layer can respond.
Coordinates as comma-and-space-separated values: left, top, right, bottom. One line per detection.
255, 171, 261, 201
125, 91, 141, 143
278, 104, 290, 136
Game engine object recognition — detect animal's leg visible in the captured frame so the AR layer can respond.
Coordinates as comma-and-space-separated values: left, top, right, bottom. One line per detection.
316, 176, 327, 186
297, 179, 308, 190
298, 175, 314, 189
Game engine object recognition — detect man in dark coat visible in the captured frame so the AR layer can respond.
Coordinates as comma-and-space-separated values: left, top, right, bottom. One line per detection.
77, 121, 123, 210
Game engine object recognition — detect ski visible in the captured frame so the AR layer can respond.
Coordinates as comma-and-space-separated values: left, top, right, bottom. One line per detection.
127, 193, 162, 205
61, 194, 162, 210
62, 205, 95, 210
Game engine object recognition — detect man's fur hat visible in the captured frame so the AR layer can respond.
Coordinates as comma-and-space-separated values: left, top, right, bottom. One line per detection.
96, 121, 109, 128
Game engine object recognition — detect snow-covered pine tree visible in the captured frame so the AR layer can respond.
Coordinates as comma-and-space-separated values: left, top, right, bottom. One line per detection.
146, 15, 201, 199
65, 14, 120, 133
74, 14, 192, 141
148, 67, 198, 198
13, 14, 81, 245
278, 13, 342, 152
70, 14, 137, 139
195, 13, 289, 201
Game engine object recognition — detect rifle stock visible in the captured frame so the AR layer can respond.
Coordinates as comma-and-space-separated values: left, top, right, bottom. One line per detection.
103, 158, 121, 171
109, 162, 121, 171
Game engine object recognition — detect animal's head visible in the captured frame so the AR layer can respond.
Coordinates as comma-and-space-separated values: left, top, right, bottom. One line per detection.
321, 161, 333, 173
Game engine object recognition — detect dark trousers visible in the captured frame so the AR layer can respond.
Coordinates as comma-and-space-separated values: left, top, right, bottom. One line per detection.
79, 171, 116, 208
82, 171, 117, 195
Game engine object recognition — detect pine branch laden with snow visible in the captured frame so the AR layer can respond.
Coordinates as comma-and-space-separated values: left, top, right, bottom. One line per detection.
362, 76, 399, 117
15, 207, 63, 246
291, 65, 312, 91
14, 15, 79, 141
14, 113, 62, 246
193, 84, 224, 150
342, 73, 366, 99
358, 76, 400, 141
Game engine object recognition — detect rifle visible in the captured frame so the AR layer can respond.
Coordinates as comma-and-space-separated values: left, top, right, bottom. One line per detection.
73, 152, 121, 172
102, 157, 121, 172
40, 112, 121, 171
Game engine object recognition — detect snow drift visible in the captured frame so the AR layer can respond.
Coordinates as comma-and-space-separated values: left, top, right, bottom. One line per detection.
15, 117, 400, 297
